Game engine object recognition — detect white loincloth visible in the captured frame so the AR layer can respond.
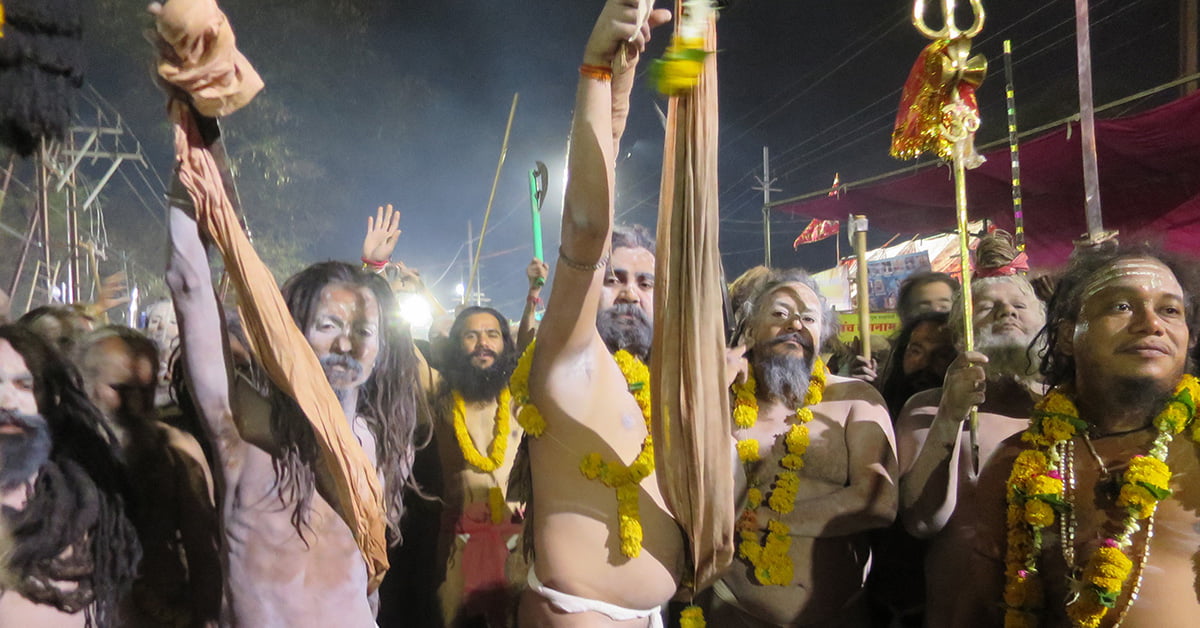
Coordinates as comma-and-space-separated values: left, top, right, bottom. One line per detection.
526, 567, 664, 628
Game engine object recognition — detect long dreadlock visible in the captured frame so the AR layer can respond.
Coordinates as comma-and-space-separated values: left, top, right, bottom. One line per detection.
0, 325, 140, 628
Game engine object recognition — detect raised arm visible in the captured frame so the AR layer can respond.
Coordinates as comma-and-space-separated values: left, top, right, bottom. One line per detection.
769, 383, 898, 538
166, 195, 246, 481
898, 352, 986, 538
536, 0, 669, 359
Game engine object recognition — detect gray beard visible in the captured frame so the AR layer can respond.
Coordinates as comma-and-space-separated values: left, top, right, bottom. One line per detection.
977, 329, 1043, 381
597, 303, 653, 361
0, 411, 51, 489
752, 352, 815, 406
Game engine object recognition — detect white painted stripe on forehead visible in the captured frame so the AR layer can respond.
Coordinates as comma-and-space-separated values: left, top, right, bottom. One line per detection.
1081, 259, 1171, 302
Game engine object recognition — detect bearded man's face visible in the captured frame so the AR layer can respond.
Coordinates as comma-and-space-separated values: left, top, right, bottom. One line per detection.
973, 280, 1045, 377
444, 312, 516, 402
0, 339, 50, 489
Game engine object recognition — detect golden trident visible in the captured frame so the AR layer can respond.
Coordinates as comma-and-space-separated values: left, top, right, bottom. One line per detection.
909, 0, 987, 475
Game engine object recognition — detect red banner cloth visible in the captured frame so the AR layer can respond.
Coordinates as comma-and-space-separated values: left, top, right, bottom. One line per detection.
774, 90, 1200, 266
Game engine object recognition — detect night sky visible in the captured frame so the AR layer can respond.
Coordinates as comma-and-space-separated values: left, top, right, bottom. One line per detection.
65, 0, 1184, 324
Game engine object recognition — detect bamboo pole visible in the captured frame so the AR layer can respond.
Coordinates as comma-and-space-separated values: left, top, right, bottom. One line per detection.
466, 93, 519, 302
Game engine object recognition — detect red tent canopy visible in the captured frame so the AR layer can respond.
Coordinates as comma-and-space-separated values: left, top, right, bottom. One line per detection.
771, 90, 1200, 266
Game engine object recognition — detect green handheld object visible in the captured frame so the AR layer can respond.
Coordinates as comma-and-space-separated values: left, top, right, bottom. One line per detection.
529, 161, 549, 285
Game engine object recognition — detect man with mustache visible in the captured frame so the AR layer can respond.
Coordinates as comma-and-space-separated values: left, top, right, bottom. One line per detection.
708, 269, 898, 627
514, 1, 682, 625
168, 210, 424, 625
952, 245, 1200, 626
889, 271, 1046, 627
431, 305, 525, 626
0, 325, 140, 627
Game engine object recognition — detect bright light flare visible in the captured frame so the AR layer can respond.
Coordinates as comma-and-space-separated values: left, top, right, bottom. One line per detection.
398, 293, 434, 328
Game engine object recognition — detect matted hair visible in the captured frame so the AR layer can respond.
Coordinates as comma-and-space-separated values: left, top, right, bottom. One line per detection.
1036, 243, 1200, 389
275, 261, 428, 542
0, 325, 140, 627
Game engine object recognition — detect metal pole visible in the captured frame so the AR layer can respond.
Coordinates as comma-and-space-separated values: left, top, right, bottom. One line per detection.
1003, 40, 1026, 253
1184, 0, 1199, 95
67, 133, 80, 303
756, 146, 776, 266
1074, 0, 1105, 240
39, 140, 52, 302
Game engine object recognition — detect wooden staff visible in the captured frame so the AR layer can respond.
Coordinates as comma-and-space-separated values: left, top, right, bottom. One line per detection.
852, 215, 871, 359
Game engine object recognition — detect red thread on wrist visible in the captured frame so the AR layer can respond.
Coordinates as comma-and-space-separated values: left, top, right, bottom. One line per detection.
579, 64, 613, 82
361, 257, 387, 269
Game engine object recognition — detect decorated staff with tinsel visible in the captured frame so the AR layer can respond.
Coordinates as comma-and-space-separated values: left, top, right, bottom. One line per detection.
706, 269, 898, 626
891, 0, 988, 474
958, 245, 1200, 627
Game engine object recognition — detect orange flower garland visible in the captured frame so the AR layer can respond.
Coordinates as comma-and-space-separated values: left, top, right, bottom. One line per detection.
1002, 375, 1200, 627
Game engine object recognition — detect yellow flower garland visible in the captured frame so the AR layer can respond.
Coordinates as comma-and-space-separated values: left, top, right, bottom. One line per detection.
506, 339, 656, 558
732, 357, 827, 586
450, 388, 512, 474
450, 387, 514, 525
510, 340, 545, 436
1002, 375, 1200, 628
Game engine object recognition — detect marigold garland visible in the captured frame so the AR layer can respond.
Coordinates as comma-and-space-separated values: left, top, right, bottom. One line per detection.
507, 339, 656, 558
510, 340, 545, 436
679, 605, 706, 628
579, 349, 654, 558
451, 387, 512, 474
732, 357, 827, 586
1002, 375, 1200, 627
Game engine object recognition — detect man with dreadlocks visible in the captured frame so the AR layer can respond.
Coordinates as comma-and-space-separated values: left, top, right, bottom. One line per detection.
0, 325, 140, 627
959, 244, 1200, 627
512, 1, 678, 626
708, 269, 897, 627
155, 0, 425, 622
168, 188, 424, 625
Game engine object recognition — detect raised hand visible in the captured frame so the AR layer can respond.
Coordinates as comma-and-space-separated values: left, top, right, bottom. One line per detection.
526, 259, 550, 289
96, 272, 131, 312
362, 204, 402, 265
583, 0, 672, 67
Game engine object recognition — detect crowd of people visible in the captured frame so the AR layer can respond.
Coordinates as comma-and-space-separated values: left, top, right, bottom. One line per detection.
1, 1, 1199, 627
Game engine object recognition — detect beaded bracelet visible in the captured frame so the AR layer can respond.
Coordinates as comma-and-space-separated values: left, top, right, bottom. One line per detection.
557, 246, 609, 272
579, 64, 614, 82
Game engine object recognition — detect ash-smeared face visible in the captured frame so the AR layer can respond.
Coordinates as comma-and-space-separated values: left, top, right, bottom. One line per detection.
0, 340, 49, 488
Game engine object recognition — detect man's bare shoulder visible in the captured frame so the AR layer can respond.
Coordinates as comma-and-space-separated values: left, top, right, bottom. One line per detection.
823, 374, 887, 411
895, 387, 944, 431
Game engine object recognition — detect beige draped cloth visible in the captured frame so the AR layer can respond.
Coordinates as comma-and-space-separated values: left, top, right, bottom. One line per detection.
650, 10, 734, 593
156, 0, 389, 591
